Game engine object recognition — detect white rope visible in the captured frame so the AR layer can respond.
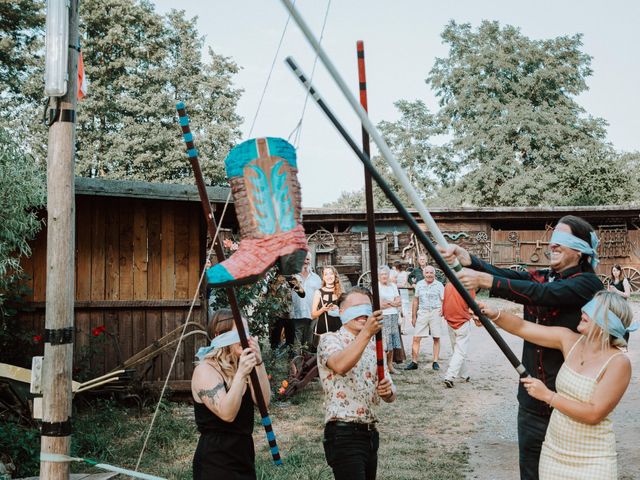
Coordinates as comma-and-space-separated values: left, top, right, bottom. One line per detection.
134, 191, 232, 471
41, 453, 166, 480
288, 0, 332, 148
247, 0, 296, 138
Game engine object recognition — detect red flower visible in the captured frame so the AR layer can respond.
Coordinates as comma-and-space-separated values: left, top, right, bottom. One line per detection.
33, 335, 42, 343
91, 325, 106, 337
336, 391, 347, 399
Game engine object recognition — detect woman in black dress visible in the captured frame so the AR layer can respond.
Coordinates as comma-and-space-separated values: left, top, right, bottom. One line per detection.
311, 266, 343, 338
608, 264, 631, 300
191, 309, 271, 479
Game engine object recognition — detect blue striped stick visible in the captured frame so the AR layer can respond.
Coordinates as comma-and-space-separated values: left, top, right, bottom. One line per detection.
176, 102, 283, 465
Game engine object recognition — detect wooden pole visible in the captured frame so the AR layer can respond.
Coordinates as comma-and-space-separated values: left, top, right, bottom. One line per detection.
356, 41, 384, 381
40, 1, 79, 478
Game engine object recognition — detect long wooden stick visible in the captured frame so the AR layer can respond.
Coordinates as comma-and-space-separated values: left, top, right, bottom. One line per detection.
176, 103, 283, 465
285, 58, 528, 378
356, 41, 384, 381
279, 0, 461, 271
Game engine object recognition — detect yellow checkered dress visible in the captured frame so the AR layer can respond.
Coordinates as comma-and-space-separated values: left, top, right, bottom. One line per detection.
539, 337, 623, 479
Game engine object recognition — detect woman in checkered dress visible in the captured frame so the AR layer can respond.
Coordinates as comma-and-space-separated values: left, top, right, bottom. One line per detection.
479, 291, 636, 479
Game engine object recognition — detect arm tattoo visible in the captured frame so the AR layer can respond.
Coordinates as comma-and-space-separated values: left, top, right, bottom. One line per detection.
198, 382, 225, 403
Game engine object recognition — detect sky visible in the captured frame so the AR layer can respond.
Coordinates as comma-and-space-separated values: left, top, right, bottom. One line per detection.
153, 0, 640, 207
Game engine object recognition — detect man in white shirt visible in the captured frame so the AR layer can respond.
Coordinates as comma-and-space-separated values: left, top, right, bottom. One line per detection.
318, 286, 396, 480
291, 252, 322, 349
405, 265, 445, 371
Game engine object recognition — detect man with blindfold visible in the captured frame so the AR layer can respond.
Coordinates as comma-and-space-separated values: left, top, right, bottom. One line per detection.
317, 286, 396, 480
440, 215, 603, 480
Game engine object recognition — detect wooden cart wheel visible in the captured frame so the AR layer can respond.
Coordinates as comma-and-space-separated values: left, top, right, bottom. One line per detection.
597, 274, 610, 288
622, 266, 640, 293
357, 271, 371, 289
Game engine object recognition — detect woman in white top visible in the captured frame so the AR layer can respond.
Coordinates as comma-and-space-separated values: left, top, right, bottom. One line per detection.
479, 290, 636, 479
378, 266, 402, 374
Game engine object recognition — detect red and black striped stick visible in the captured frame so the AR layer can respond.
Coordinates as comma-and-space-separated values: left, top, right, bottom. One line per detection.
176, 102, 283, 465
357, 41, 384, 381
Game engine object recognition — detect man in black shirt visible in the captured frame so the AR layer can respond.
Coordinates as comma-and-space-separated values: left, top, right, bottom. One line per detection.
440, 215, 603, 480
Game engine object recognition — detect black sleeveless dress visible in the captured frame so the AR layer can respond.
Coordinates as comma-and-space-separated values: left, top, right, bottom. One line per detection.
193, 382, 256, 480
315, 287, 341, 335
611, 280, 627, 297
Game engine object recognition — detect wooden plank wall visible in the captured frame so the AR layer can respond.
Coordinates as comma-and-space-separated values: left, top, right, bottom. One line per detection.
19, 196, 207, 385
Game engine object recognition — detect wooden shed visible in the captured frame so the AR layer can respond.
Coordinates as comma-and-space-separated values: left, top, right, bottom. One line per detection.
301, 205, 640, 289
19, 177, 235, 390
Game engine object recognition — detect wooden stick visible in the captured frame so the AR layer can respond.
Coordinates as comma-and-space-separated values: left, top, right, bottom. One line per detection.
356, 41, 385, 381
176, 103, 283, 464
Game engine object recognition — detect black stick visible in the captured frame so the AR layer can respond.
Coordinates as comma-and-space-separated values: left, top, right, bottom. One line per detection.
284, 57, 528, 378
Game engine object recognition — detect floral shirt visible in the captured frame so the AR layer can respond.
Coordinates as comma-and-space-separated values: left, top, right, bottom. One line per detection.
317, 327, 392, 424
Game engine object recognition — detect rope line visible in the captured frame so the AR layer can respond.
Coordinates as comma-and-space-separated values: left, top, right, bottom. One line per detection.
247, 0, 296, 138
134, 192, 232, 471
289, 0, 332, 148
41, 453, 166, 480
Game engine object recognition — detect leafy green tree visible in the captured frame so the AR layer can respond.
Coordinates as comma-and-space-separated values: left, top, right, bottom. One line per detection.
75, 0, 242, 184
427, 20, 633, 206
0, 128, 46, 308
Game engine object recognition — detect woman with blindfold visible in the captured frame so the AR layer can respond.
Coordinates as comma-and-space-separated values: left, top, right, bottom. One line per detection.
477, 290, 635, 479
191, 309, 271, 479
439, 215, 604, 480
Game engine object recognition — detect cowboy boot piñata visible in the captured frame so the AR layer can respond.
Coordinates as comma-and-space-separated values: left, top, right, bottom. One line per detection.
207, 137, 308, 287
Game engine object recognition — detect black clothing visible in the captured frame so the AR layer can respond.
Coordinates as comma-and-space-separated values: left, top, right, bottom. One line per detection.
407, 266, 424, 285
611, 279, 629, 299
193, 384, 256, 479
270, 316, 295, 350
470, 256, 603, 415
517, 406, 550, 480
315, 288, 341, 335
323, 422, 379, 480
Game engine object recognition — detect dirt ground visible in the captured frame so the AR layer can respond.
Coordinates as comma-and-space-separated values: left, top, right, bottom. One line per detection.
400, 298, 640, 480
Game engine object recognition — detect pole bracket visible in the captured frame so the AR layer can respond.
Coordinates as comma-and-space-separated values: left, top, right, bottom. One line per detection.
41, 419, 72, 437
49, 108, 76, 125
44, 327, 74, 345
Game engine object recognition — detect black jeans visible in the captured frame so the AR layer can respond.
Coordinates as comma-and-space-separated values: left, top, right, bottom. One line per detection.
517, 406, 550, 480
270, 316, 295, 350
323, 423, 379, 480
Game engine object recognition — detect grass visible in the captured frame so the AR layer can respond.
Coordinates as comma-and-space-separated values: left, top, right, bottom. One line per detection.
5, 348, 470, 479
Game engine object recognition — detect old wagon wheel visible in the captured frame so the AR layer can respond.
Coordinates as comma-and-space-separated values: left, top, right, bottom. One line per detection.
623, 266, 640, 293
508, 264, 528, 273
508, 231, 519, 243
358, 271, 371, 289
597, 274, 610, 288
307, 228, 335, 250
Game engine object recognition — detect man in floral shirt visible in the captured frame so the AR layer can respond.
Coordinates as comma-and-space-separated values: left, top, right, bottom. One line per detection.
317, 286, 396, 480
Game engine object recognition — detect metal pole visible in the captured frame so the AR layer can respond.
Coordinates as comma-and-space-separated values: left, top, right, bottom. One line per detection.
176, 103, 283, 464
40, 0, 79, 478
356, 41, 384, 381
278, 0, 461, 271
285, 57, 528, 377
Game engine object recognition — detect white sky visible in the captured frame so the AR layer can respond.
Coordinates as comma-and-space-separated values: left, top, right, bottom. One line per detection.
153, 0, 640, 207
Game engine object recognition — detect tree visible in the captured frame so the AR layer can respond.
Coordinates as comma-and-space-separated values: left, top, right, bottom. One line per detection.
427, 20, 634, 206
75, 0, 242, 184
0, 128, 46, 309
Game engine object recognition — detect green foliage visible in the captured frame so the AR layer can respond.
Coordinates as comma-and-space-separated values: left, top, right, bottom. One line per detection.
0, 128, 46, 310
0, 421, 40, 478
75, 0, 242, 184
209, 267, 289, 340
328, 21, 640, 208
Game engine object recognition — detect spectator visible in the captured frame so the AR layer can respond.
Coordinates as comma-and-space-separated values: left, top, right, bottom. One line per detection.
405, 265, 444, 371
442, 283, 476, 388
378, 266, 402, 374
291, 253, 322, 349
